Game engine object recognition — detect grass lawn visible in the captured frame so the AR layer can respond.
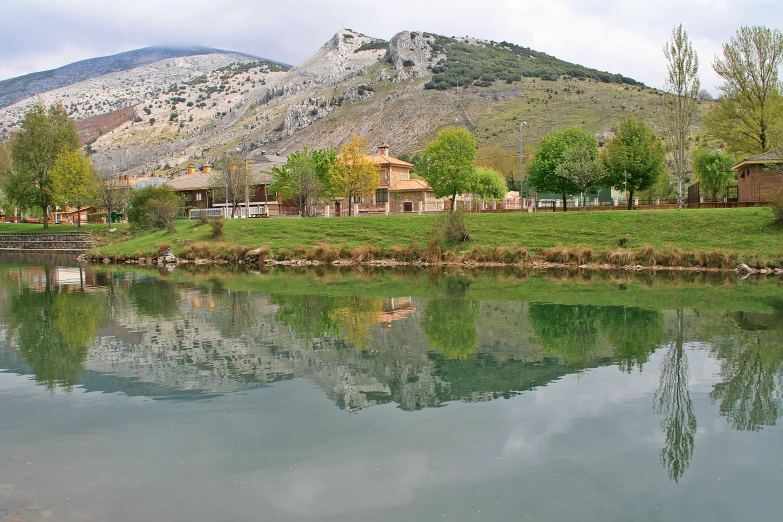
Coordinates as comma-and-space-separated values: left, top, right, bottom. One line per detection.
0, 223, 106, 233
88, 207, 783, 266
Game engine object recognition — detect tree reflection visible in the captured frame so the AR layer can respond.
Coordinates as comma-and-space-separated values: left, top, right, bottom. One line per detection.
654, 309, 696, 482
274, 294, 384, 349
710, 323, 783, 432
528, 303, 598, 363
6, 281, 104, 391
420, 299, 479, 360
599, 307, 666, 373
210, 290, 257, 339
126, 278, 179, 317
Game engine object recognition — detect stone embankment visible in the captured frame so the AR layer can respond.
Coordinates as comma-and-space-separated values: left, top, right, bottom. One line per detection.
0, 232, 93, 253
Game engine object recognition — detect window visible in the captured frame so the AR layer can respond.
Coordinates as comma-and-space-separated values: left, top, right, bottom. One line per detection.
196, 192, 203, 201
375, 188, 388, 204
403, 202, 413, 212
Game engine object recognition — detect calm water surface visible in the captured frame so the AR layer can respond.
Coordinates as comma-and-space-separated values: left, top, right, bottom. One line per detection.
1, 257, 782, 521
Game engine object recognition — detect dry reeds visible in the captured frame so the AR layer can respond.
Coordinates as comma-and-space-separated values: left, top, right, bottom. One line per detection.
181, 241, 214, 260
351, 243, 380, 262
155, 242, 171, 255
424, 239, 442, 264
308, 243, 340, 263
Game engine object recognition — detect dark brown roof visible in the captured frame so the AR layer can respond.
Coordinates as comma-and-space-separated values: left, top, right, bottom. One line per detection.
732, 150, 783, 170
167, 164, 274, 191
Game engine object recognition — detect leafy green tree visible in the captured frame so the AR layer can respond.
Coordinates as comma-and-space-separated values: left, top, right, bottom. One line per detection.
705, 26, 783, 157
691, 147, 736, 201
50, 150, 99, 226
420, 298, 479, 360
330, 136, 379, 216
127, 185, 180, 229
526, 127, 588, 211
554, 133, 605, 211
662, 24, 700, 210
471, 166, 507, 202
3, 103, 80, 228
601, 116, 667, 210
270, 147, 336, 217
420, 127, 477, 212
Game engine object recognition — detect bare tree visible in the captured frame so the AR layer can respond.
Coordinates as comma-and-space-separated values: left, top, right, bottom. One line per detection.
663, 24, 700, 211
211, 152, 250, 218
97, 170, 132, 221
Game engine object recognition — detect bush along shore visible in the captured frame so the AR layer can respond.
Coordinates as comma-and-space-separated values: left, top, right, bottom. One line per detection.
83, 208, 783, 274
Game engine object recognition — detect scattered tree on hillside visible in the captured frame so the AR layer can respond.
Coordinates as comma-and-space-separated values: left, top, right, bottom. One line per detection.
704, 26, 783, 157
691, 147, 735, 201
420, 127, 477, 212
601, 116, 667, 210
554, 134, 605, 211
662, 24, 700, 210
50, 150, 99, 227
270, 148, 336, 217
211, 151, 250, 218
2, 104, 80, 228
330, 136, 378, 216
526, 127, 592, 211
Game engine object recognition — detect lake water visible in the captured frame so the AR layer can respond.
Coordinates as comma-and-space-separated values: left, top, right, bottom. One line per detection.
1, 256, 782, 521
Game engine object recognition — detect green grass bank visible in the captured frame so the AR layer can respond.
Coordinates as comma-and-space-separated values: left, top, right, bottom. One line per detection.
88, 208, 783, 268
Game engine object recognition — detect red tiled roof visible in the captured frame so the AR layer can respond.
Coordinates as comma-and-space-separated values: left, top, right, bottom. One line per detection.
365, 154, 415, 168
390, 178, 432, 191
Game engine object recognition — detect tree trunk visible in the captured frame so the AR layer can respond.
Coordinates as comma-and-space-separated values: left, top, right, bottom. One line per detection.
77, 205, 81, 227
583, 189, 588, 212
348, 197, 353, 217
562, 193, 568, 212
42, 204, 49, 229
627, 191, 634, 210
450, 194, 457, 213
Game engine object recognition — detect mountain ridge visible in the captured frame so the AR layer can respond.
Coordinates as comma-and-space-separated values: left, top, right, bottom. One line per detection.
0, 45, 288, 109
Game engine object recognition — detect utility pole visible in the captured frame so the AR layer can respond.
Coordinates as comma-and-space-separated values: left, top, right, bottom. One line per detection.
519, 121, 527, 212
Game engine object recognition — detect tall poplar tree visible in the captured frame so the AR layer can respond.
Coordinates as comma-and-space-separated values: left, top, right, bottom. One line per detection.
705, 26, 783, 157
662, 24, 700, 210
3, 104, 79, 228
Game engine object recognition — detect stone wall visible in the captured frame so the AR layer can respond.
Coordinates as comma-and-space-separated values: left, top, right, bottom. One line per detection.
0, 233, 93, 252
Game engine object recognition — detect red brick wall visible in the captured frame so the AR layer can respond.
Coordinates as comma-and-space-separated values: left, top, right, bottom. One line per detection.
738, 165, 783, 202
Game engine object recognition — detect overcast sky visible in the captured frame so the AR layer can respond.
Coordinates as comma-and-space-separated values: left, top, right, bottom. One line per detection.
0, 0, 780, 94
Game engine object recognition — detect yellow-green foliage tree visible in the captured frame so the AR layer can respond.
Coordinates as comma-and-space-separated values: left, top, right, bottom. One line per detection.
51, 150, 99, 226
330, 136, 379, 216
2, 103, 80, 228
704, 26, 783, 157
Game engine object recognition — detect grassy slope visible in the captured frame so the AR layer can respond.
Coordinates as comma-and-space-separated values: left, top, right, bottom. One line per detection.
90, 208, 783, 264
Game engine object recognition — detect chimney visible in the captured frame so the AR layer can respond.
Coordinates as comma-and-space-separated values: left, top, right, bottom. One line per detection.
378, 143, 390, 156
230, 164, 237, 172
202, 165, 212, 173
187, 164, 196, 174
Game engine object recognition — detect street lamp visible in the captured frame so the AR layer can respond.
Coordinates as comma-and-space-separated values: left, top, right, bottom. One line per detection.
519, 121, 528, 212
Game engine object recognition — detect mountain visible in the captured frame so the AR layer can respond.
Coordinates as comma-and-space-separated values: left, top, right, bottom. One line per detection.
0, 45, 284, 109
0, 30, 712, 178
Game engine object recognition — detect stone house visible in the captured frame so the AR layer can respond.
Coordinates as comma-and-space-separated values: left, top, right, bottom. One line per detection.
342, 144, 443, 214
732, 150, 783, 202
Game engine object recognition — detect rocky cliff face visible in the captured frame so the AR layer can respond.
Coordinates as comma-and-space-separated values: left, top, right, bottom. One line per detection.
0, 29, 672, 178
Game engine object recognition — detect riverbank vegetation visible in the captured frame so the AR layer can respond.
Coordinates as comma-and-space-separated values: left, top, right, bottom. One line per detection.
87, 207, 783, 268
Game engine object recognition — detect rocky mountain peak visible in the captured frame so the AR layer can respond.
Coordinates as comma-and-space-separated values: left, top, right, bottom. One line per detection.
388, 31, 436, 82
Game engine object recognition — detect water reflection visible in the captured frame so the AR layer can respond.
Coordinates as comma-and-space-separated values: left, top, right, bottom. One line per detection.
1, 261, 783, 484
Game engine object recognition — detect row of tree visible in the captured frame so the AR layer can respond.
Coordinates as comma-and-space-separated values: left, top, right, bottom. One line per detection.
271, 131, 508, 216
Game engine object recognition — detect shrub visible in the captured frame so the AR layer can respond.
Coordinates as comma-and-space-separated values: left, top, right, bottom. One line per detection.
765, 186, 783, 228
309, 243, 340, 263
424, 239, 442, 263
127, 185, 180, 229
351, 244, 379, 262
542, 244, 569, 263
438, 211, 470, 243
208, 218, 224, 238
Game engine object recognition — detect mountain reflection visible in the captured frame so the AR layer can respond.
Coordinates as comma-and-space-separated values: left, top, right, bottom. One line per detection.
1, 263, 783, 483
